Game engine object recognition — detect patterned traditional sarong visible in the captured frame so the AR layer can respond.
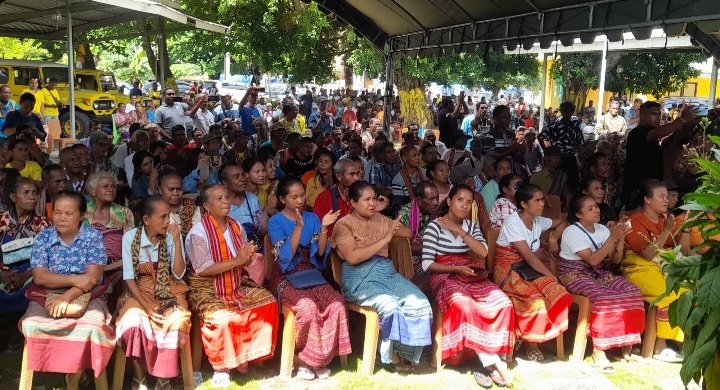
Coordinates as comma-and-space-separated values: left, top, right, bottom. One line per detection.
20, 295, 115, 376
622, 251, 684, 342
187, 274, 277, 369
270, 251, 351, 368
115, 262, 191, 378
557, 258, 645, 350
430, 254, 514, 360
493, 246, 570, 342
341, 255, 432, 364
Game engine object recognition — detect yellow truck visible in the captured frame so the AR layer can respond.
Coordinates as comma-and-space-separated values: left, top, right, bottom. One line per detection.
0, 60, 116, 137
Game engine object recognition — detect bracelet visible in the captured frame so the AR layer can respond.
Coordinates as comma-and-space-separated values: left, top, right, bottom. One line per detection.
320, 229, 328, 235
461, 231, 469, 239
681, 229, 691, 234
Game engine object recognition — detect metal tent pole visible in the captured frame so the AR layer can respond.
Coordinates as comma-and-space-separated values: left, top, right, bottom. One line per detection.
539, 53, 548, 130
383, 44, 394, 132
710, 60, 718, 109
67, 0, 76, 139
597, 39, 608, 117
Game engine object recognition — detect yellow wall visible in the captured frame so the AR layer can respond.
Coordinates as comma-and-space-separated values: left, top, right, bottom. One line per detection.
541, 58, 720, 110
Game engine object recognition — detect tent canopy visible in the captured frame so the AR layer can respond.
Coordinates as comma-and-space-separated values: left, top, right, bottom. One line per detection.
0, 0, 228, 40
311, 0, 720, 62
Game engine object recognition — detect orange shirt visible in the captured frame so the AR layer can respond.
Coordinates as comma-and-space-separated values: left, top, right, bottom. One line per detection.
625, 210, 674, 253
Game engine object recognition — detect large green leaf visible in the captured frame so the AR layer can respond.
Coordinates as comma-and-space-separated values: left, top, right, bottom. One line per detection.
686, 306, 707, 331
697, 267, 720, 311
675, 291, 694, 329
665, 255, 703, 279
680, 338, 717, 385
696, 311, 720, 347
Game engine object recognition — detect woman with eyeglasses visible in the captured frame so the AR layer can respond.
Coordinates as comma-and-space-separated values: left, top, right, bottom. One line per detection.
494, 184, 571, 362
489, 174, 523, 229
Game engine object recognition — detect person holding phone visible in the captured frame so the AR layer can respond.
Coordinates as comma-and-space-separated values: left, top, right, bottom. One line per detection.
238, 87, 262, 135
154, 88, 190, 135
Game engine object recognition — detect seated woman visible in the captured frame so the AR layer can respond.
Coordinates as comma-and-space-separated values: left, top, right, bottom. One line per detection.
116, 196, 190, 390
131, 151, 154, 198
6, 139, 42, 183
0, 178, 51, 353
623, 179, 690, 363
426, 159, 452, 204
558, 195, 645, 372
579, 178, 617, 225
185, 185, 278, 387
422, 184, 514, 388
489, 174, 523, 229
21, 191, 114, 390
257, 152, 279, 215
331, 180, 432, 372
494, 184, 571, 362
268, 176, 350, 380
156, 171, 201, 238
303, 149, 337, 209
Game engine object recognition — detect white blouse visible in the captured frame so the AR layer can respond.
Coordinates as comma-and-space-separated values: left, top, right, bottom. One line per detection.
496, 211, 552, 251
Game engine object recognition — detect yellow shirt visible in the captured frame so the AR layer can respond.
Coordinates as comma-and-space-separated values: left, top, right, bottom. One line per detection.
149, 90, 161, 103
280, 117, 303, 134
38, 88, 61, 117
20, 89, 43, 114
7, 161, 42, 181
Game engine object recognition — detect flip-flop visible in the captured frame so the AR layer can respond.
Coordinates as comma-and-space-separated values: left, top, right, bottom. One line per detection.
473, 371, 493, 388
490, 371, 512, 387
592, 361, 616, 374
526, 348, 545, 362
296, 366, 316, 380
131, 376, 149, 390
313, 367, 331, 380
653, 348, 684, 363
211, 372, 231, 388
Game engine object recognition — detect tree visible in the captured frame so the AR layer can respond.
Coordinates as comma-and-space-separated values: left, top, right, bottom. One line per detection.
549, 53, 600, 110
0, 38, 52, 60
606, 53, 705, 98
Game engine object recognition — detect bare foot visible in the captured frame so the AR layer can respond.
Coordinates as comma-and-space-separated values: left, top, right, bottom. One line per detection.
493, 360, 513, 386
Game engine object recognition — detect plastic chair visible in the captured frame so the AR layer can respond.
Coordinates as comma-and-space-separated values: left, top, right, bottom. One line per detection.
263, 235, 348, 378
112, 342, 194, 390
330, 238, 413, 375
46, 119, 76, 152
20, 343, 108, 390
543, 195, 562, 220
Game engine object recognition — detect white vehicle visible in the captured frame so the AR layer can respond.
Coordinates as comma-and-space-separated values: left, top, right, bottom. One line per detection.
218, 81, 247, 102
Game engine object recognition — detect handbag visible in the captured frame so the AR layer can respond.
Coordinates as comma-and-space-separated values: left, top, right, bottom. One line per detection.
285, 268, 327, 289
32, 291, 91, 318
510, 261, 544, 281
1, 237, 34, 265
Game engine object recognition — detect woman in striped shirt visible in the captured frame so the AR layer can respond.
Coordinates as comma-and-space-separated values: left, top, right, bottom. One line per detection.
422, 184, 514, 388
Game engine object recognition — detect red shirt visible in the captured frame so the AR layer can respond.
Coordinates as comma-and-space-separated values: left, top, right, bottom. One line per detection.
313, 186, 351, 238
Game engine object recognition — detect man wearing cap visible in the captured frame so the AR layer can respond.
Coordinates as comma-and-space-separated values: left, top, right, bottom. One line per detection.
529, 145, 568, 199
224, 128, 255, 164
154, 88, 190, 134
214, 92, 241, 124
202, 132, 227, 164
308, 96, 335, 136
441, 133, 471, 167
237, 86, 262, 135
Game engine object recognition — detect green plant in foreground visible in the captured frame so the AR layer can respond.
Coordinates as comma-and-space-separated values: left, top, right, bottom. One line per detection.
655, 134, 720, 388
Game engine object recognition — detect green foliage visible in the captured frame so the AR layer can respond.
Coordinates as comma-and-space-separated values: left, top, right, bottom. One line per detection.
606, 53, 705, 97
170, 63, 204, 78
346, 30, 385, 78
0, 38, 52, 60
549, 53, 600, 109
96, 45, 154, 82
656, 134, 720, 387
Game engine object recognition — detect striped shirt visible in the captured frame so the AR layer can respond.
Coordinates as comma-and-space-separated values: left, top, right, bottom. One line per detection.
421, 219, 487, 271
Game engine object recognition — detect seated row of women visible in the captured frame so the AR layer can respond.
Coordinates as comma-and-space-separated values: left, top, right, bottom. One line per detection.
3, 173, 687, 389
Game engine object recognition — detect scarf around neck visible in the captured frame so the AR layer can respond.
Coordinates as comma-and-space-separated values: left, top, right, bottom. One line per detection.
201, 214, 246, 305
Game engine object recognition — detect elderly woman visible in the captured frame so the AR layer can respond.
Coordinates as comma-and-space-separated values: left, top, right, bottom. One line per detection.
494, 184, 571, 362
558, 195, 644, 372
21, 191, 114, 389
222, 162, 268, 254
422, 184, 515, 388
0, 178, 51, 353
129, 102, 150, 126
623, 179, 690, 363
331, 180, 432, 373
185, 185, 278, 387
268, 176, 349, 380
114, 103, 131, 129
116, 196, 190, 390
157, 171, 201, 238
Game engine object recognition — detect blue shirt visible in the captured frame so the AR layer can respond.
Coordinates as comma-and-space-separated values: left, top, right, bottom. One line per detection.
239, 106, 261, 135
0, 100, 20, 133
268, 210, 328, 273
183, 169, 219, 194
31, 224, 107, 275
147, 110, 155, 123
228, 192, 262, 232
213, 103, 240, 124
308, 111, 335, 136
121, 227, 185, 280
1, 110, 46, 140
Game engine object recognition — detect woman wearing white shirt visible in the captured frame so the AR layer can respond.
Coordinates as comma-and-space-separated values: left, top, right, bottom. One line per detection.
558, 195, 644, 373
494, 183, 570, 362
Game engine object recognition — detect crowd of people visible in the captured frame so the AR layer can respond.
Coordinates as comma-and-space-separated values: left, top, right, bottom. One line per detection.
0, 80, 716, 389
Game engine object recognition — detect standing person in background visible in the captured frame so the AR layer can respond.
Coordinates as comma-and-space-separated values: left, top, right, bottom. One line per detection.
154, 88, 190, 135
626, 98, 643, 132
584, 100, 597, 122
438, 92, 466, 145
537, 102, 583, 190
238, 87, 262, 135
20, 78, 43, 116
37, 79, 62, 124
309, 96, 335, 137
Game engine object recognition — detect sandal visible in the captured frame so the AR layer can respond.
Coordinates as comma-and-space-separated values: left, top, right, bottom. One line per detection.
490, 371, 511, 387
211, 372, 231, 388
526, 348, 545, 362
154, 378, 172, 390
591, 357, 616, 375
296, 366, 315, 380
313, 367, 331, 380
653, 348, 684, 363
473, 371, 493, 388
131, 376, 148, 390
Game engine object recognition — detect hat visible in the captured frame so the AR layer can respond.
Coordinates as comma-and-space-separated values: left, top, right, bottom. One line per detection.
317, 96, 329, 103
449, 164, 474, 186
544, 145, 562, 157
270, 123, 286, 133
202, 133, 222, 144
219, 91, 232, 98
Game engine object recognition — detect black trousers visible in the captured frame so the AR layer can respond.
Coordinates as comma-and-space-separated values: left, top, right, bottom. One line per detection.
560, 154, 579, 189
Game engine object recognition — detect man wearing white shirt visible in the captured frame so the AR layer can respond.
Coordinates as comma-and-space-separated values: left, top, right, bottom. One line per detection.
189, 93, 215, 135
125, 95, 138, 113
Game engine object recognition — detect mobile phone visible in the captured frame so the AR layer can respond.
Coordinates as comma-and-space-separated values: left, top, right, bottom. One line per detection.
208, 95, 220, 102
472, 268, 489, 275
213, 156, 221, 165
173, 96, 183, 103
153, 155, 162, 166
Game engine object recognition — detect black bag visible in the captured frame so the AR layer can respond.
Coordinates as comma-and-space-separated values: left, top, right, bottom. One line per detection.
285, 268, 327, 289
510, 261, 544, 281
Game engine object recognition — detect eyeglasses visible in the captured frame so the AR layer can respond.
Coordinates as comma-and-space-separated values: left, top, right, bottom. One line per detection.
479, 107, 488, 110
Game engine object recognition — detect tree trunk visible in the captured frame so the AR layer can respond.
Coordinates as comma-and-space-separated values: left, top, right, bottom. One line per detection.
343, 53, 353, 90
79, 42, 96, 70
141, 31, 158, 80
